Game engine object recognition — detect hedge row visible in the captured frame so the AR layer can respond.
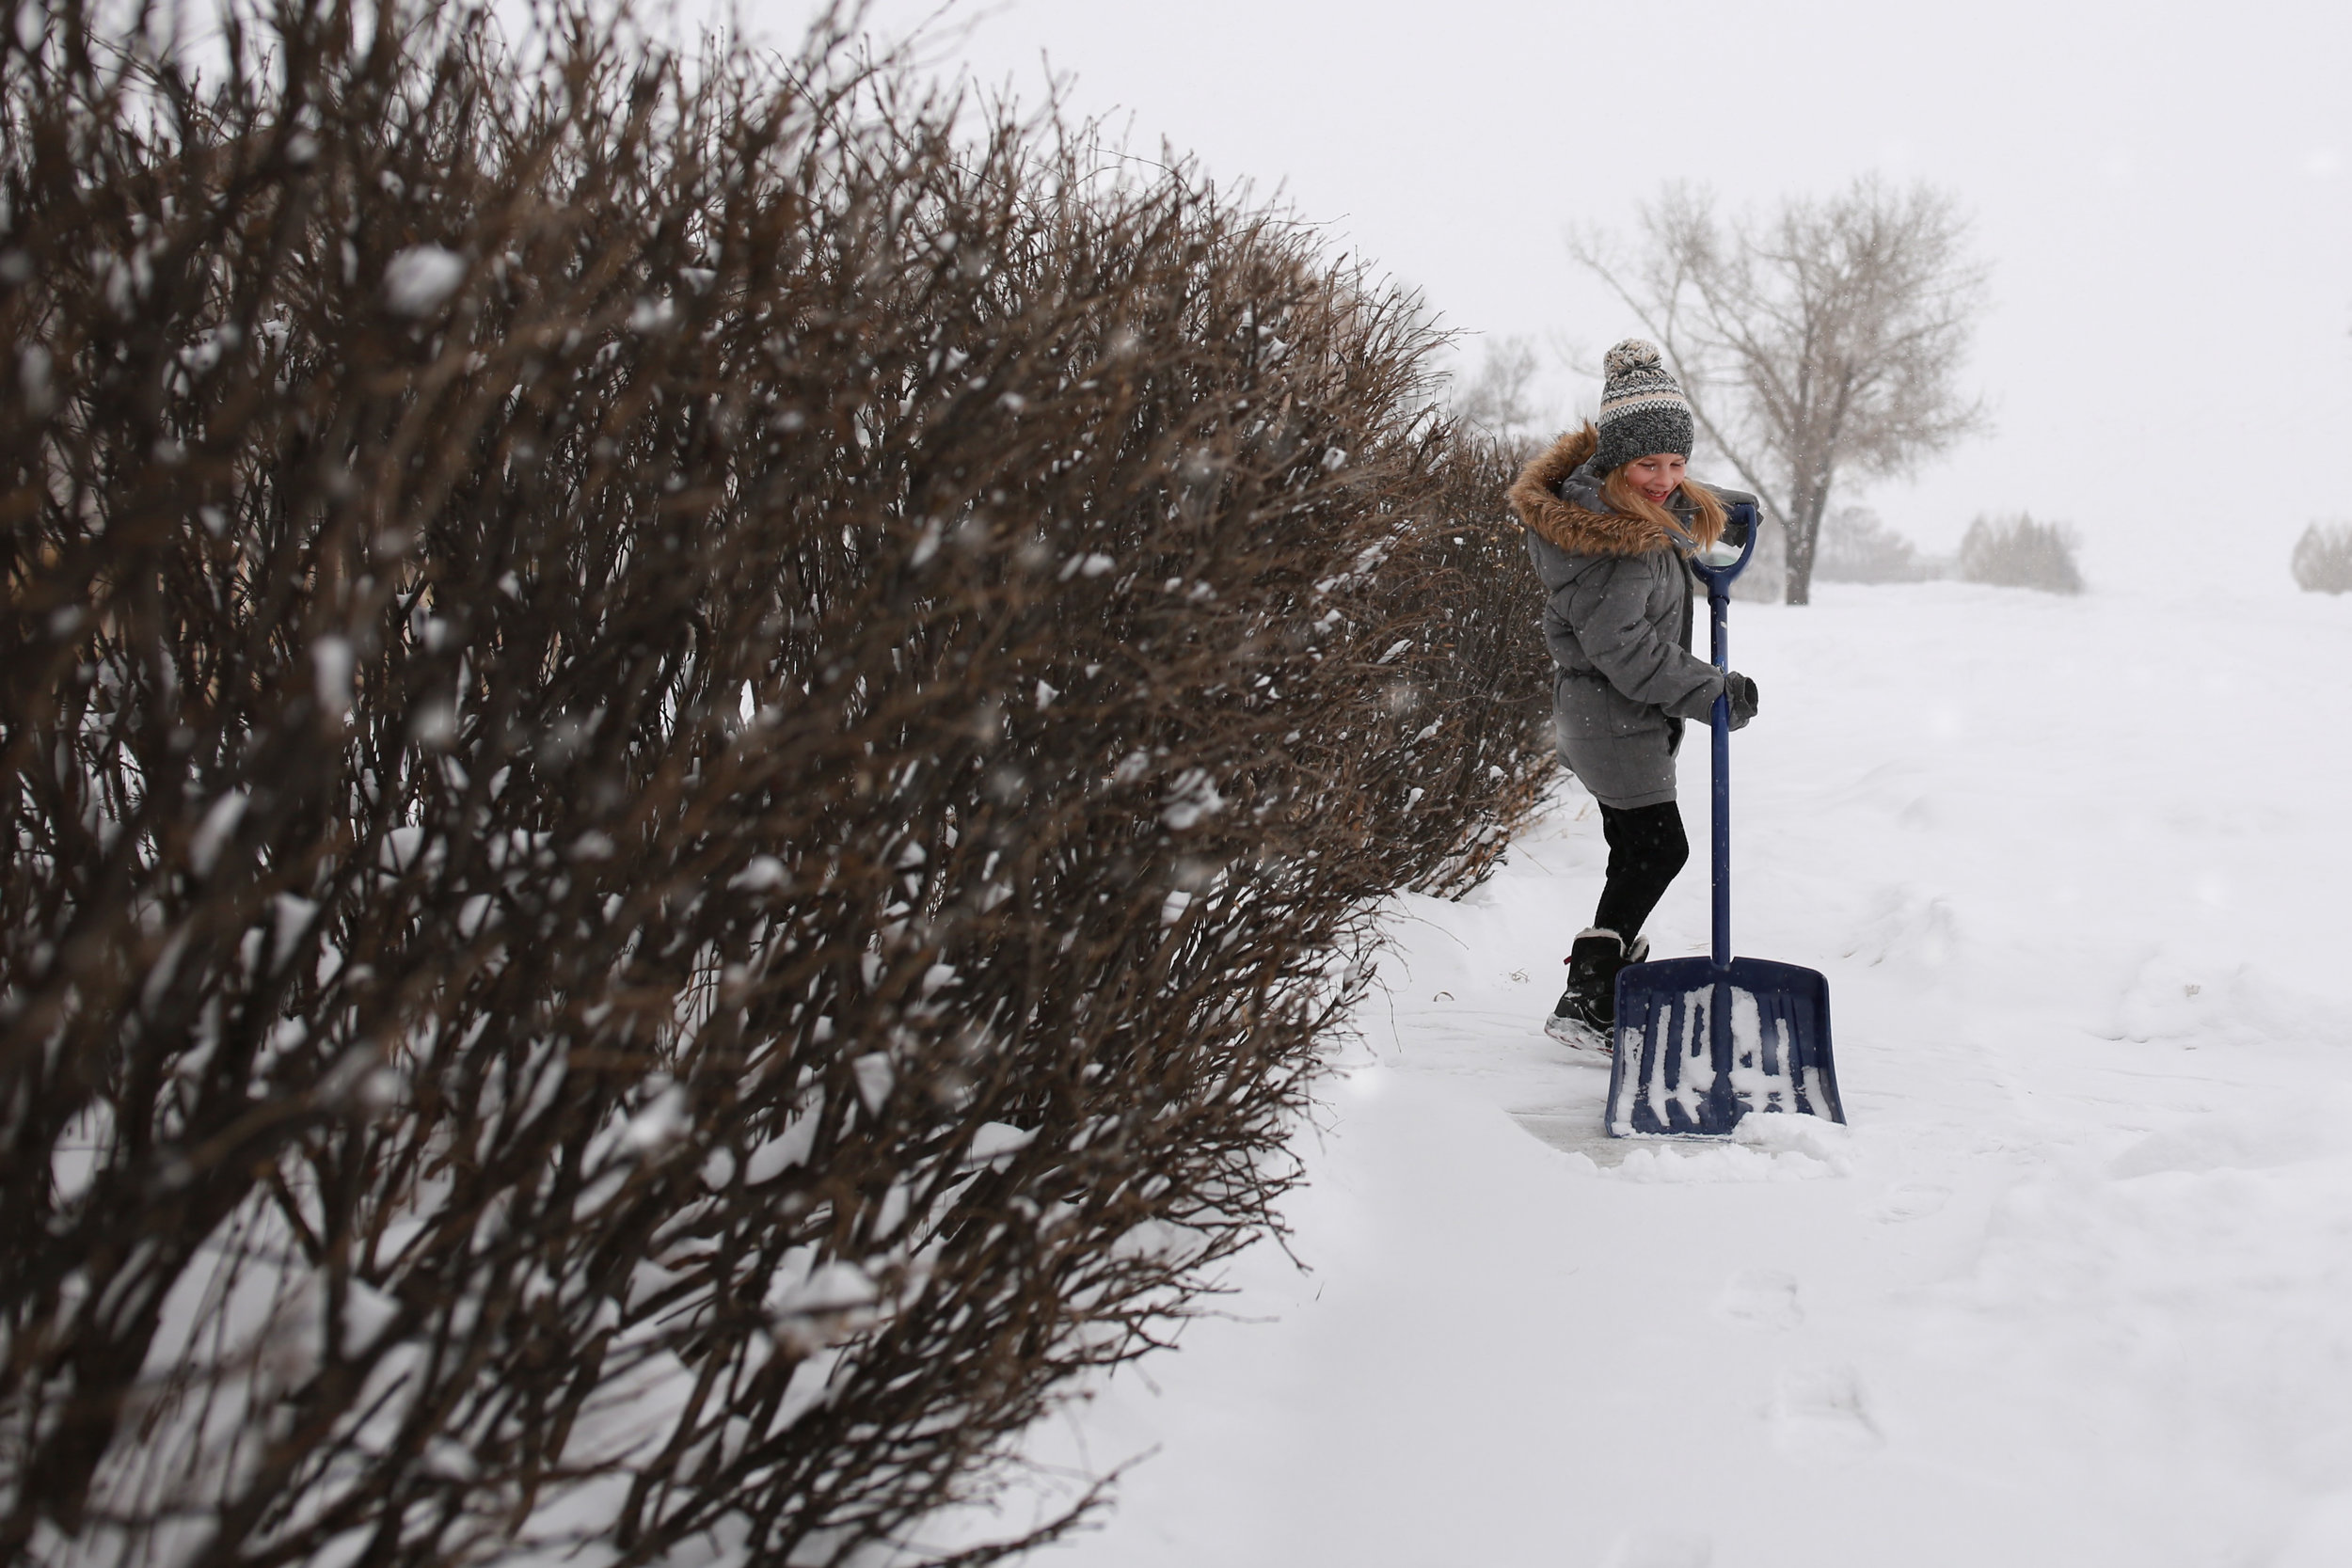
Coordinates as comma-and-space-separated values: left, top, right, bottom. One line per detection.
0, 4, 1549, 1563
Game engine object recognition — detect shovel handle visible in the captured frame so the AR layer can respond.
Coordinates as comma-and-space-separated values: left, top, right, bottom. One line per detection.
1689, 504, 1757, 970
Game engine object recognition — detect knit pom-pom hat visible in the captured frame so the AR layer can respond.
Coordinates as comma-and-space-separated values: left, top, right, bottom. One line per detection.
1592, 338, 1695, 475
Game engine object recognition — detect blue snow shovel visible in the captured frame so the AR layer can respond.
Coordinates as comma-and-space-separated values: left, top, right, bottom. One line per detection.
1604, 504, 1847, 1138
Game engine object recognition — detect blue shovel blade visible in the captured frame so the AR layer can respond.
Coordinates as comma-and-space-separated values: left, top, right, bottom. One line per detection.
1605, 957, 1844, 1137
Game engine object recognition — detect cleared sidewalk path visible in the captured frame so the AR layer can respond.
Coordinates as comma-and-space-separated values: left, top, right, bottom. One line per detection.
954, 580, 2352, 1568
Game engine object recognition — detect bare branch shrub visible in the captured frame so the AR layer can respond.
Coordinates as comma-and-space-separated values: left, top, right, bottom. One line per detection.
1570, 179, 1989, 605
0, 3, 1550, 1564
2290, 521, 2352, 593
1956, 514, 2084, 594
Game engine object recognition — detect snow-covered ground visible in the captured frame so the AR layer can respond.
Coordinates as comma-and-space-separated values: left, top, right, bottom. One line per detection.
952, 578, 2352, 1568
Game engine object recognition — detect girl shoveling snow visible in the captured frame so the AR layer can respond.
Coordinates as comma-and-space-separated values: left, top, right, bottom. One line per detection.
1506, 339, 1761, 1052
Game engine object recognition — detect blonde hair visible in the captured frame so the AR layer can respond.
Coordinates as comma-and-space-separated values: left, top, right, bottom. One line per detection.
1592, 427, 1726, 550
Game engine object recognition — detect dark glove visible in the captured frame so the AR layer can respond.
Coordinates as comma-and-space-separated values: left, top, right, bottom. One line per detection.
1724, 671, 1759, 730
1722, 502, 1756, 552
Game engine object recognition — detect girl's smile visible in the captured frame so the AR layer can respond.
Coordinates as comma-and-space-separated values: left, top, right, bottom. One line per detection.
1621, 452, 1687, 505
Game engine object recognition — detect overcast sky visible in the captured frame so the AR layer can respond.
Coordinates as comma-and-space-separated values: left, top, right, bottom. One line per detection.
750, 0, 2350, 590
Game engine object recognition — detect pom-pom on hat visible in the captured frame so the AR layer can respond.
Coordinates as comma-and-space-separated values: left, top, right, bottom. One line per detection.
1593, 338, 1695, 475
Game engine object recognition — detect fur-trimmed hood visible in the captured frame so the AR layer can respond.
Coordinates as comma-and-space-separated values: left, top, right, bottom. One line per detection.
1505, 424, 1679, 559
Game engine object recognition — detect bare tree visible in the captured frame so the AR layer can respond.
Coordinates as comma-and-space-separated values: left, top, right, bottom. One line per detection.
1570, 179, 1989, 604
1450, 335, 1547, 455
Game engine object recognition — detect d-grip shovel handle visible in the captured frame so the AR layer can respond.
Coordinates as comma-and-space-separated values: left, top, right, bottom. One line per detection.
1686, 501, 1759, 594
1688, 502, 1756, 970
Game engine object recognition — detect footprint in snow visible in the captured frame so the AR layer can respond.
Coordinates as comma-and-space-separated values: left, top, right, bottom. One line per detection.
1715, 1269, 1804, 1329
1768, 1364, 1883, 1461
1867, 1182, 1950, 1222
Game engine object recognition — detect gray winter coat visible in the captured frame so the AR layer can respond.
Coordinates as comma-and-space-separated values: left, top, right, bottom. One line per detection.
1505, 426, 1756, 810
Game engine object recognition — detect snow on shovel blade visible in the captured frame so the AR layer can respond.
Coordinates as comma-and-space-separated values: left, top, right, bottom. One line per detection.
1606, 957, 1844, 1137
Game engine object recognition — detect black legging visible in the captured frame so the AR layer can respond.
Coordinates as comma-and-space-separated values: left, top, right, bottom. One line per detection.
1594, 801, 1690, 941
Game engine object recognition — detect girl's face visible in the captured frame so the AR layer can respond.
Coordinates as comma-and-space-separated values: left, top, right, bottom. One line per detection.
1622, 453, 1687, 505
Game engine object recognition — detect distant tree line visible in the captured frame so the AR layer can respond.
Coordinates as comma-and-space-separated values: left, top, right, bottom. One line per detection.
2293, 522, 2352, 592
1815, 510, 2083, 595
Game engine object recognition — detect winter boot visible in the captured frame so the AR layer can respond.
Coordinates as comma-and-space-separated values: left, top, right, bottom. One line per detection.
1546, 928, 1631, 1051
